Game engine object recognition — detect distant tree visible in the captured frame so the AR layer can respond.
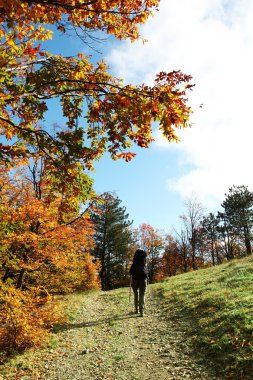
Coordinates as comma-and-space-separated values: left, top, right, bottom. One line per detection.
216, 211, 238, 260
133, 223, 164, 283
174, 228, 190, 273
180, 196, 204, 270
201, 213, 222, 265
91, 193, 133, 290
160, 234, 183, 277
221, 185, 253, 256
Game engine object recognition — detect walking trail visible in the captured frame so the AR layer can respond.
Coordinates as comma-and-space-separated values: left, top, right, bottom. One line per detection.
2, 285, 219, 380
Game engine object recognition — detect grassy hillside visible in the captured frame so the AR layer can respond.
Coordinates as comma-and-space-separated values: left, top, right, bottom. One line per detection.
1, 256, 253, 379
153, 255, 253, 379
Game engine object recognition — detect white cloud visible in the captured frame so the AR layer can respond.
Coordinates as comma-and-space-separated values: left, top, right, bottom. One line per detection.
107, 0, 253, 208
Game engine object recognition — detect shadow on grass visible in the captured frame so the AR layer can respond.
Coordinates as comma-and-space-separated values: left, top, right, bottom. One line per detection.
151, 287, 223, 380
53, 312, 139, 333
152, 286, 253, 380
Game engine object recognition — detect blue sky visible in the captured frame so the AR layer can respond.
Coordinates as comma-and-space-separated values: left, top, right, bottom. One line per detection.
46, 0, 253, 232
92, 146, 189, 232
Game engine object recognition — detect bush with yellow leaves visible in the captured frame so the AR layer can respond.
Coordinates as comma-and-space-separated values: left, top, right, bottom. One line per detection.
0, 283, 65, 352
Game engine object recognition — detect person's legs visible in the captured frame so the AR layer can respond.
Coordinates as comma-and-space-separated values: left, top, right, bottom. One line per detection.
131, 280, 139, 313
139, 280, 147, 317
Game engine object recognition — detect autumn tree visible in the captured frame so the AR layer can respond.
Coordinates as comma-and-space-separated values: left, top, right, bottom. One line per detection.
172, 227, 190, 273
0, 0, 194, 206
91, 192, 133, 290
180, 196, 205, 270
160, 234, 183, 278
0, 163, 101, 351
133, 223, 164, 283
0, 163, 99, 292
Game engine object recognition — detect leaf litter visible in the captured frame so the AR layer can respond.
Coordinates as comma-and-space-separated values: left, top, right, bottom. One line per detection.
1, 286, 220, 380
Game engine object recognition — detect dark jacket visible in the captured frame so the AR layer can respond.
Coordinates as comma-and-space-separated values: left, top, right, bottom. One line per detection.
129, 262, 148, 280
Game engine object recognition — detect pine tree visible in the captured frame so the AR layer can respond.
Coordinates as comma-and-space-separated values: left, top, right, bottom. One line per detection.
221, 185, 253, 256
201, 213, 221, 265
91, 193, 133, 290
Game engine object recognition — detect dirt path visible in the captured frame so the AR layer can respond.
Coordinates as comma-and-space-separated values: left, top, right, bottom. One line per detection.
1, 286, 219, 380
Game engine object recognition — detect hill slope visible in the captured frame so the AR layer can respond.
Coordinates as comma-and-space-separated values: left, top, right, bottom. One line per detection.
1, 256, 253, 379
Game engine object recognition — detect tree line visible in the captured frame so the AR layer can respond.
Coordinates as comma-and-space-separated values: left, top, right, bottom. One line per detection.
90, 186, 253, 290
173, 185, 253, 270
90, 191, 164, 289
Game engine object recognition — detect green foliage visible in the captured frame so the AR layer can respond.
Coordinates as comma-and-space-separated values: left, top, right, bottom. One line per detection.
221, 185, 253, 255
91, 192, 133, 290
201, 213, 221, 265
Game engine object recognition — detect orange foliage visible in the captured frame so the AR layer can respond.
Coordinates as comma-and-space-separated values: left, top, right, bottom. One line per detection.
0, 166, 98, 290
0, 1, 160, 42
0, 0, 193, 196
0, 165, 100, 351
40, 254, 101, 294
80, 255, 101, 291
0, 283, 64, 351
159, 235, 207, 279
135, 223, 164, 283
160, 249, 184, 278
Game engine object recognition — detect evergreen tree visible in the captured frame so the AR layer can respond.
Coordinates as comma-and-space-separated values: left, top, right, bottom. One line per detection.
221, 185, 253, 256
217, 211, 238, 260
91, 193, 133, 290
201, 213, 221, 265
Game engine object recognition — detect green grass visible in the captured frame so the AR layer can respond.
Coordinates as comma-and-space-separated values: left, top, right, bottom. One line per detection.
2, 259, 253, 379
152, 256, 253, 379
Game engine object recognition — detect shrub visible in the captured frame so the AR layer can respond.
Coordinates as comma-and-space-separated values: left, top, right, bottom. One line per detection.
0, 283, 64, 352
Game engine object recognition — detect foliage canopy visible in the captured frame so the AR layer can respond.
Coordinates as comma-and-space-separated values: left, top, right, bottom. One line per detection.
0, 0, 193, 200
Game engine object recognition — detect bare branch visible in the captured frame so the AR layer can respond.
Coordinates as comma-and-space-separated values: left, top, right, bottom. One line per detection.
5, 56, 53, 72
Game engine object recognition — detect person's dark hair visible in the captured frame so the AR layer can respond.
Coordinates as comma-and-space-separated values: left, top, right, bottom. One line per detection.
133, 249, 147, 266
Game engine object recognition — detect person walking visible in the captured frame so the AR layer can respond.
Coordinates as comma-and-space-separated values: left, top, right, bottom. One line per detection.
129, 249, 148, 317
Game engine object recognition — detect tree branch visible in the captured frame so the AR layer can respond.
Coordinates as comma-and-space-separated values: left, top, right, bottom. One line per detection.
5, 56, 53, 72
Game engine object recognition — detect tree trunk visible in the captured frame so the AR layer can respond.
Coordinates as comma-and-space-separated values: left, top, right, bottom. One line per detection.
100, 221, 107, 290
2, 267, 10, 282
245, 237, 251, 255
105, 251, 111, 290
16, 268, 25, 289
244, 226, 252, 255
191, 244, 196, 270
182, 249, 188, 273
216, 246, 221, 264
211, 240, 215, 266
100, 250, 106, 290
